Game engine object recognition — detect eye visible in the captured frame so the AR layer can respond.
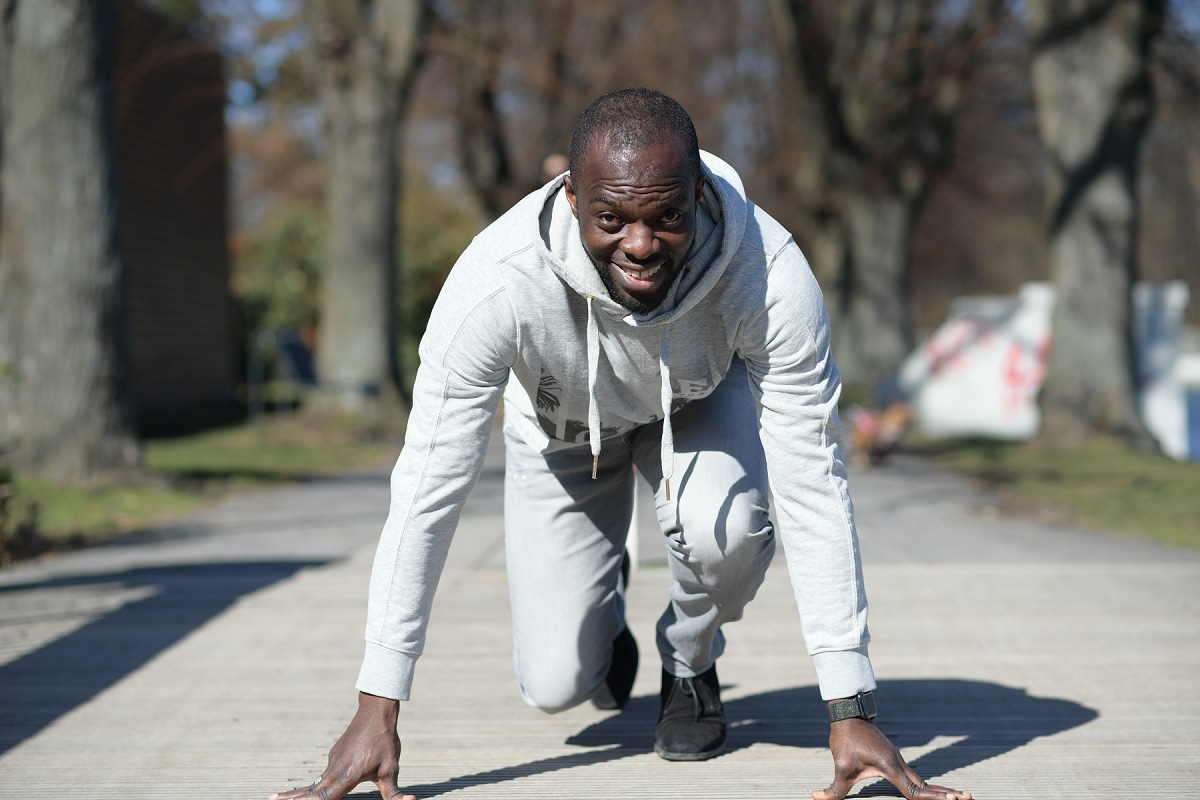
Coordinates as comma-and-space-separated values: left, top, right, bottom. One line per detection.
660, 209, 682, 225
596, 212, 621, 226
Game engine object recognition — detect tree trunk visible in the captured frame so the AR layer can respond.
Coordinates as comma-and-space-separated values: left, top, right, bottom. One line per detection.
1028, 0, 1163, 449
771, 0, 1005, 398
0, 0, 139, 482
454, 0, 516, 221
309, 0, 425, 415
837, 192, 914, 396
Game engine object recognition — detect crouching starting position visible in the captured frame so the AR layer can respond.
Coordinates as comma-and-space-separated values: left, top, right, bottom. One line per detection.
270, 88, 971, 800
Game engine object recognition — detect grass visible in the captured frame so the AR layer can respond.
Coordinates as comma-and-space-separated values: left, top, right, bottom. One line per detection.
912, 436, 1200, 550
14, 412, 403, 552
12, 411, 1198, 558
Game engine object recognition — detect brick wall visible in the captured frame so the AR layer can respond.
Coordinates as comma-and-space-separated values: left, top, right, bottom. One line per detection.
113, 2, 235, 426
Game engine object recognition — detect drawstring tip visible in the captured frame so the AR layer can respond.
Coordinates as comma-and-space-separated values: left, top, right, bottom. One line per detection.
592, 456, 598, 480
665, 478, 671, 501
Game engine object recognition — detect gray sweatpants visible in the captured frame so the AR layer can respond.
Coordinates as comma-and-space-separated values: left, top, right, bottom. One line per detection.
503, 358, 777, 713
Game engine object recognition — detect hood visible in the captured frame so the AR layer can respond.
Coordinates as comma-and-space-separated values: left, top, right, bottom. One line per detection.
536, 150, 749, 327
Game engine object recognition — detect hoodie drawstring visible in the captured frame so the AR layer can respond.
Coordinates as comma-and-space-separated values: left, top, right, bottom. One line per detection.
583, 298, 676, 502
585, 295, 602, 479
659, 325, 675, 501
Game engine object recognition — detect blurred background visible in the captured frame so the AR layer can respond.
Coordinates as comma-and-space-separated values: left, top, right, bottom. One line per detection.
1, 0, 1198, 560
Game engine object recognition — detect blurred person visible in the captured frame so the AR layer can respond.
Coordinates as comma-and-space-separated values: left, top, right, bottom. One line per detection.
270, 88, 971, 800
847, 402, 912, 468
541, 152, 569, 183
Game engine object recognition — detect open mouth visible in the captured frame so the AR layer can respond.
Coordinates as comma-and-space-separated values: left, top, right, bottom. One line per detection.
613, 261, 665, 289
621, 264, 660, 280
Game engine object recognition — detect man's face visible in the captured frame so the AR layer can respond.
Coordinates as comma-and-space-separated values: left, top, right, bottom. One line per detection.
565, 135, 705, 314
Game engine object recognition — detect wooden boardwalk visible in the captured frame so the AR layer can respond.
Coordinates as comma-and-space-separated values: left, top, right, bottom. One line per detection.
2, 429, 1198, 799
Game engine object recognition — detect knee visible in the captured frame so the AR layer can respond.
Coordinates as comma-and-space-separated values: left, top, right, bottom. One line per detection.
514, 641, 606, 714
673, 496, 775, 574
518, 670, 595, 714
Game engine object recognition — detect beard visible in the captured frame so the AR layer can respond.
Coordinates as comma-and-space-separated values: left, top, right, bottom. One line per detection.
594, 261, 673, 314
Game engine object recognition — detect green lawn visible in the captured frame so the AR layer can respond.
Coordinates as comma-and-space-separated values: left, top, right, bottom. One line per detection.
13, 413, 403, 553
912, 436, 1200, 550
9, 417, 1198, 560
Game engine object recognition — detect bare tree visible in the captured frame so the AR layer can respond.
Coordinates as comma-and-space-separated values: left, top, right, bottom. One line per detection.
429, 0, 623, 221
307, 0, 425, 414
1028, 0, 1163, 449
0, 0, 140, 481
772, 0, 1005, 395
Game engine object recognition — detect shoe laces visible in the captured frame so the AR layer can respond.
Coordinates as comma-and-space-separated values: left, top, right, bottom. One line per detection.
678, 676, 718, 719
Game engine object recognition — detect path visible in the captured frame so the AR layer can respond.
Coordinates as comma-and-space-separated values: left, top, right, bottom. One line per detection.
2, 428, 1197, 798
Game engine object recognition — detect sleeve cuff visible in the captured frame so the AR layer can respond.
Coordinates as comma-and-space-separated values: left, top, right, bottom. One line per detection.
355, 641, 418, 701
812, 646, 876, 701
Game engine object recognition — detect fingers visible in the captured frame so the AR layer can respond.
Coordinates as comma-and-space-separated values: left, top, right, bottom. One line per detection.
376, 773, 417, 800
904, 783, 973, 800
898, 761, 972, 800
268, 778, 326, 800
268, 773, 342, 800
811, 780, 847, 800
906, 782, 972, 800
810, 769, 971, 800
269, 771, 417, 800
811, 767, 882, 800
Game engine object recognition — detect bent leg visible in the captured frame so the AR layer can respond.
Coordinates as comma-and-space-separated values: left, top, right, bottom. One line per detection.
503, 422, 633, 712
633, 357, 776, 677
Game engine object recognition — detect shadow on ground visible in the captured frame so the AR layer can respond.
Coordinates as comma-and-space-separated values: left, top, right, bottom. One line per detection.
355, 679, 1095, 798
0, 560, 324, 755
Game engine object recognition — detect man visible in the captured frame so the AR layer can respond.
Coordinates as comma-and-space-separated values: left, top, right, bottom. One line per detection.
271, 88, 971, 800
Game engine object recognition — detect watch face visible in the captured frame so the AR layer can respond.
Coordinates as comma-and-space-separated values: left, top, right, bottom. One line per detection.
859, 692, 878, 719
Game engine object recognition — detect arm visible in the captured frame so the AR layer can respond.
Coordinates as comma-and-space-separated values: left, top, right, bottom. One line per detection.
357, 276, 515, 699
740, 243, 872, 700
270, 259, 517, 800
742, 243, 970, 800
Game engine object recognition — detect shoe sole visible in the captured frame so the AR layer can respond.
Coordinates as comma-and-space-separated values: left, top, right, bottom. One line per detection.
653, 741, 725, 761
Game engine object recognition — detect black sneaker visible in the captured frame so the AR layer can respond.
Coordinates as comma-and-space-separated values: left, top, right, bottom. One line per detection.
593, 550, 638, 711
655, 665, 726, 761
592, 624, 638, 710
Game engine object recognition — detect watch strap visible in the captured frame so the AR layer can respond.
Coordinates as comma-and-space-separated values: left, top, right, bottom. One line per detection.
826, 691, 877, 723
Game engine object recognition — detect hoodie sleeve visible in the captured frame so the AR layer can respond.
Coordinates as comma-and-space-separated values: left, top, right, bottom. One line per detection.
738, 240, 876, 702
356, 254, 517, 700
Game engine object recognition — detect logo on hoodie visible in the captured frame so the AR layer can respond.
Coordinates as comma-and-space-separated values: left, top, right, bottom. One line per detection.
534, 368, 623, 444
536, 370, 562, 412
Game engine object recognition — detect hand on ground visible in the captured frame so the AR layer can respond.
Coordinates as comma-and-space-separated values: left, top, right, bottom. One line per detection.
813, 718, 972, 800
269, 692, 414, 800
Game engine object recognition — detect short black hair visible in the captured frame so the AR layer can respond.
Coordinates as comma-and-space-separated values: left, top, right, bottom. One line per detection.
569, 87, 701, 181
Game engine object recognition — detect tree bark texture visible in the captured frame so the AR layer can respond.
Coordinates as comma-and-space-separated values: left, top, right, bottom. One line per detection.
839, 193, 913, 395
1028, 0, 1162, 448
309, 0, 425, 414
453, 0, 515, 220
0, 0, 140, 481
772, 0, 1004, 395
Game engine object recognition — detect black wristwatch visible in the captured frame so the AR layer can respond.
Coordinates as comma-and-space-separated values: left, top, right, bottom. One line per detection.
826, 691, 877, 723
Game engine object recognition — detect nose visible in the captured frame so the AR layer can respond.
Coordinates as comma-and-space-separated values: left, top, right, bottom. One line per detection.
621, 221, 659, 262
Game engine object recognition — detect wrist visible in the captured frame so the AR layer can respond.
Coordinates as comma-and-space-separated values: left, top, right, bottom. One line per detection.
357, 691, 400, 724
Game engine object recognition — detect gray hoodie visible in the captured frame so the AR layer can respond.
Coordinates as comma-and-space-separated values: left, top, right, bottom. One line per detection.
357, 151, 874, 702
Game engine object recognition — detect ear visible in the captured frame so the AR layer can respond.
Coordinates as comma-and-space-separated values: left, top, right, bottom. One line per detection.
694, 172, 707, 202
564, 174, 579, 218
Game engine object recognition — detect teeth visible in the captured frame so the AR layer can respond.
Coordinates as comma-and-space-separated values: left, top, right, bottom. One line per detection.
623, 265, 660, 280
